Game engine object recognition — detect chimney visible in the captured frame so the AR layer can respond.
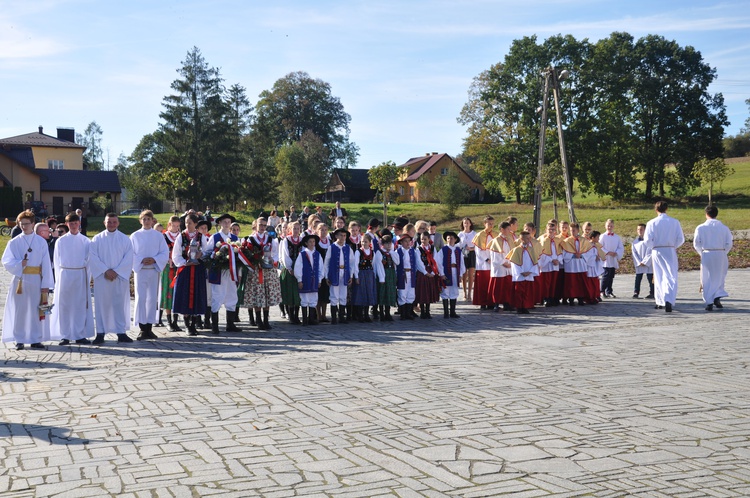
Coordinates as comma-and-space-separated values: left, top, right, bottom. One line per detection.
57, 127, 75, 143
432, 152, 438, 155
38, 126, 43, 134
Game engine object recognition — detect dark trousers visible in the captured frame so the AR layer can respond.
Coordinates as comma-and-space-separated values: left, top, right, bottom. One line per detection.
634, 272, 654, 296
601, 267, 616, 295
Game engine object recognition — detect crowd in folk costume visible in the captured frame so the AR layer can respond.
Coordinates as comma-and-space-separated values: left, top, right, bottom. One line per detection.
0, 201, 737, 350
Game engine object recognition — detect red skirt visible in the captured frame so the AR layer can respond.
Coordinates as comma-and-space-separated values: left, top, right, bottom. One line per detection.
489, 275, 512, 305
563, 271, 587, 299
472, 270, 493, 306
415, 272, 441, 304
513, 281, 535, 309
540, 271, 559, 300
585, 276, 600, 303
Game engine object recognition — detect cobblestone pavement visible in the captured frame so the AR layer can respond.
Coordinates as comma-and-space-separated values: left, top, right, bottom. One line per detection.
2, 269, 749, 497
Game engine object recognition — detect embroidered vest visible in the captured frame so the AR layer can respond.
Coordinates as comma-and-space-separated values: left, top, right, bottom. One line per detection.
327, 243, 350, 286
442, 246, 462, 286
396, 247, 416, 289
358, 248, 374, 270
300, 250, 320, 293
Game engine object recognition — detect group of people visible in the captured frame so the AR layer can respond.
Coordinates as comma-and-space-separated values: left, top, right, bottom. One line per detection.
1, 201, 733, 350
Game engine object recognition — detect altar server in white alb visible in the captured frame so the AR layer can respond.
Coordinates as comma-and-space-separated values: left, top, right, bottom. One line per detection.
130, 210, 170, 340
599, 219, 624, 298
693, 205, 733, 311
90, 213, 134, 345
643, 201, 684, 313
2, 210, 54, 350
51, 212, 95, 345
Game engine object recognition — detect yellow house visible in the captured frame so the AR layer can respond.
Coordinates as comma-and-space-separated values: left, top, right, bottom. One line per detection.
393, 152, 485, 203
0, 126, 120, 218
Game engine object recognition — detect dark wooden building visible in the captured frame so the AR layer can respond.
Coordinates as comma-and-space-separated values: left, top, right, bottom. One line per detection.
324, 168, 376, 203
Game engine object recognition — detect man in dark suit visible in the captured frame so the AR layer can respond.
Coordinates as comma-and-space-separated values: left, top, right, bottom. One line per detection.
329, 201, 348, 222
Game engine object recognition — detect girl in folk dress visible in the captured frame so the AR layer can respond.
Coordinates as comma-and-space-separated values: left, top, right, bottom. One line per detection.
352, 233, 378, 322
243, 217, 282, 330
279, 221, 303, 324
171, 214, 210, 336
316, 223, 332, 323
160, 216, 182, 331
414, 231, 441, 319
375, 233, 399, 321
458, 217, 476, 301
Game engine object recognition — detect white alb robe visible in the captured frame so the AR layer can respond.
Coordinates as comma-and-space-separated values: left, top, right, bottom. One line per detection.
90, 229, 133, 334
644, 213, 685, 306
50, 233, 95, 340
631, 237, 652, 275
130, 228, 170, 325
600, 232, 624, 269
693, 218, 733, 303
2, 233, 54, 344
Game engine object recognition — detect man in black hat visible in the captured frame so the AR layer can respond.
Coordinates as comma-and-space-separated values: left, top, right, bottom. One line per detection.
323, 228, 354, 324
207, 214, 240, 333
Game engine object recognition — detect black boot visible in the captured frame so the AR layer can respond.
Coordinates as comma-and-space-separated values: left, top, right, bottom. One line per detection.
450, 299, 460, 318
406, 303, 415, 320
156, 310, 164, 327
291, 306, 301, 324
166, 314, 179, 332
339, 305, 349, 324
331, 306, 339, 325
383, 305, 393, 321
357, 306, 366, 323
371, 305, 379, 320
425, 303, 432, 319
309, 307, 318, 325
249, 309, 257, 326
443, 299, 450, 318
363, 306, 372, 323
400, 305, 408, 320
255, 309, 265, 329
279, 304, 287, 319
263, 308, 272, 329
419, 304, 427, 319
302, 307, 309, 326
204, 312, 213, 330
346, 304, 353, 324
187, 316, 199, 336
211, 312, 220, 334
184, 315, 191, 329
226, 310, 240, 332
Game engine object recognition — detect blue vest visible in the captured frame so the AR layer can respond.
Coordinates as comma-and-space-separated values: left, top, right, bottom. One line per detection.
396, 247, 416, 289
299, 250, 320, 293
441, 245, 463, 286
208, 232, 238, 284
327, 243, 351, 286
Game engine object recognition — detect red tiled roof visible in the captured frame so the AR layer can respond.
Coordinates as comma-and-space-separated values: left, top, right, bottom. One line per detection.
403, 153, 446, 181
0, 132, 85, 149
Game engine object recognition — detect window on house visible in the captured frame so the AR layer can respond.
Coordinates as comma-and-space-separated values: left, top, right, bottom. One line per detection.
441, 168, 448, 175
399, 186, 405, 195
48, 160, 64, 170
410, 187, 414, 197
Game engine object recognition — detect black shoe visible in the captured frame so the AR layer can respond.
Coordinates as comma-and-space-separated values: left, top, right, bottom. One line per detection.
608, 293, 616, 298
665, 302, 672, 313
92, 334, 105, 345
137, 331, 157, 340
117, 334, 134, 343
15, 343, 24, 350
714, 298, 723, 309
705, 304, 714, 311
211, 312, 220, 334
645, 294, 654, 299
226, 311, 240, 332
187, 317, 199, 336
632, 293, 639, 299
30, 343, 45, 349
655, 305, 664, 309
517, 308, 530, 314
75, 338, 91, 345
578, 299, 586, 306
59, 339, 70, 346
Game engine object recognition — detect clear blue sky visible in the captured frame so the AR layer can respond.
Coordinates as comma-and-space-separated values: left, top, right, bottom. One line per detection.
2, 0, 749, 169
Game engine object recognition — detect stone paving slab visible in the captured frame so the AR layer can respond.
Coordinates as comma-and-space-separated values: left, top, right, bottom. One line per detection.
1, 269, 750, 496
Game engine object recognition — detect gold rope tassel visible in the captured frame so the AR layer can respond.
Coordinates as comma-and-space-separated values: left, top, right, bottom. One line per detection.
16, 279, 23, 294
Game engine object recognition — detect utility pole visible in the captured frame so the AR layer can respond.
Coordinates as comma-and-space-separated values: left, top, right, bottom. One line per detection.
533, 66, 576, 229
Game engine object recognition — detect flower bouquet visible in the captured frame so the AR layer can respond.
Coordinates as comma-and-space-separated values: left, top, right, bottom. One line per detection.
208, 240, 240, 273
